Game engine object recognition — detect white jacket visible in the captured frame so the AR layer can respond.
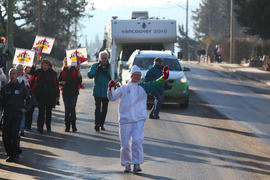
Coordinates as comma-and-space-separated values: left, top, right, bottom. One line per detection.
0, 68, 6, 89
17, 73, 30, 88
108, 82, 147, 125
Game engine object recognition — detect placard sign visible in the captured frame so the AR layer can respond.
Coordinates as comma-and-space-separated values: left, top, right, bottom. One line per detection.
66, 48, 88, 66
13, 48, 35, 66
32, 35, 55, 54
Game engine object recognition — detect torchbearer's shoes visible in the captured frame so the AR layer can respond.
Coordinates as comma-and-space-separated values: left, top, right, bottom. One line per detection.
124, 164, 131, 173
133, 164, 142, 173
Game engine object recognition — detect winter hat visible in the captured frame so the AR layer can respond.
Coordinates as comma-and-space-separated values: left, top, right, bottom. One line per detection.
131, 65, 141, 74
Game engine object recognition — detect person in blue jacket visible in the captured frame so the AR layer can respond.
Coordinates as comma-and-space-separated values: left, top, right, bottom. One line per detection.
145, 57, 164, 119
88, 51, 112, 132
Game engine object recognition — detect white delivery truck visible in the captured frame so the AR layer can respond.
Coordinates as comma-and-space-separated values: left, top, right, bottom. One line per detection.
103, 11, 177, 80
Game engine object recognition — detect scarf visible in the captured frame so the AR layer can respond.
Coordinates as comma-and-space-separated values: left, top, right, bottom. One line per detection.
61, 68, 84, 91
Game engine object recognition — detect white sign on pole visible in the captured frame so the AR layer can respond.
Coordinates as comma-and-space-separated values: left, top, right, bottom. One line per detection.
66, 48, 88, 66
32, 35, 55, 54
13, 48, 35, 66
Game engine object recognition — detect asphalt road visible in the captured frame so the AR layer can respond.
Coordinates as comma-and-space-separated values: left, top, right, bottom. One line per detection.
1, 62, 270, 179
184, 62, 270, 146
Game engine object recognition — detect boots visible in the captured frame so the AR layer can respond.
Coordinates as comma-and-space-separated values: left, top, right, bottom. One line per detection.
124, 164, 131, 173
133, 164, 142, 173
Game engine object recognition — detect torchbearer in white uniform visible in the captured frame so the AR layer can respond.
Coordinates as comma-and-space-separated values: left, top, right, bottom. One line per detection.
107, 65, 169, 173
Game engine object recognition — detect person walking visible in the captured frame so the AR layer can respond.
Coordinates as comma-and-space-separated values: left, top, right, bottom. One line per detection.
24, 66, 36, 131
214, 44, 222, 63
1, 68, 31, 162
107, 65, 169, 173
0, 66, 7, 129
87, 51, 112, 132
145, 57, 165, 119
0, 66, 6, 88
59, 58, 83, 132
16, 64, 30, 136
31, 60, 59, 134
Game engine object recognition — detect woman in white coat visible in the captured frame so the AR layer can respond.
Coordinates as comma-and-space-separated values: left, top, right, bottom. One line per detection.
0, 67, 7, 126
0, 67, 6, 89
16, 64, 30, 136
107, 65, 169, 173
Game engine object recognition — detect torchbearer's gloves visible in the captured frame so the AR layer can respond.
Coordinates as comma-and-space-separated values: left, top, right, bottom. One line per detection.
162, 65, 169, 80
108, 80, 116, 91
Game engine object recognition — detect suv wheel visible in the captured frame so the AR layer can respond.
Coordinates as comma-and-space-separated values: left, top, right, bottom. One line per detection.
179, 95, 189, 109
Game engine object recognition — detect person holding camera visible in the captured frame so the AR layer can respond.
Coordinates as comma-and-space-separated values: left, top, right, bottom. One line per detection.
31, 60, 59, 134
59, 58, 83, 132
88, 51, 112, 132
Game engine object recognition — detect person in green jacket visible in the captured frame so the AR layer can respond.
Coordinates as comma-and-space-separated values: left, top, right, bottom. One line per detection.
88, 51, 112, 132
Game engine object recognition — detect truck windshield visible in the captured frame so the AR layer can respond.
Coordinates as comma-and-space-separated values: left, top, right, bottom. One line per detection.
133, 57, 182, 71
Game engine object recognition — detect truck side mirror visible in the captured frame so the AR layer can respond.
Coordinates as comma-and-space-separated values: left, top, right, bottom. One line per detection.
178, 52, 183, 59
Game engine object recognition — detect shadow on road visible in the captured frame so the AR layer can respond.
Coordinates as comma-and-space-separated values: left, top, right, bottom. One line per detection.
143, 136, 270, 175
160, 90, 270, 140
135, 172, 175, 180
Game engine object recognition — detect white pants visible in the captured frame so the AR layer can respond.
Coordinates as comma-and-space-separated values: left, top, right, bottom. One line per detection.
119, 121, 144, 166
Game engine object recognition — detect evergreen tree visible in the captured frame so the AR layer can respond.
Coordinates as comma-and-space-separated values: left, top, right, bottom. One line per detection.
177, 25, 198, 60
192, 0, 230, 42
87, 34, 102, 59
0, 0, 91, 59
235, 0, 270, 39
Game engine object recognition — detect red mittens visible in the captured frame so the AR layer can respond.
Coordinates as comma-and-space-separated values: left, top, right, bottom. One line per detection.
108, 80, 116, 90
162, 65, 169, 80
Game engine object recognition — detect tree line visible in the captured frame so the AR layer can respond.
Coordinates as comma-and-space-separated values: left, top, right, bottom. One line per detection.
0, 0, 92, 60
178, 0, 270, 62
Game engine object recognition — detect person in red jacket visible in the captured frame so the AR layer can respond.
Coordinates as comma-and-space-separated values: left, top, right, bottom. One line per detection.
59, 58, 83, 132
32, 60, 59, 134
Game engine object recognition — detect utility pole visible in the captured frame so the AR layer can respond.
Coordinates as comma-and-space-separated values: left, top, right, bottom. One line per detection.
7, 0, 14, 70
75, 18, 78, 48
230, 0, 235, 64
186, 0, 189, 61
7, 0, 14, 53
38, 0, 43, 35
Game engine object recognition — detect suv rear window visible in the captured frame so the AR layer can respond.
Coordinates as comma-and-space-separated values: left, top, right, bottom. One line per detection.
133, 57, 182, 71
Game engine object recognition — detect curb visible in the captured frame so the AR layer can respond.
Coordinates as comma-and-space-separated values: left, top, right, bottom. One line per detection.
217, 64, 270, 86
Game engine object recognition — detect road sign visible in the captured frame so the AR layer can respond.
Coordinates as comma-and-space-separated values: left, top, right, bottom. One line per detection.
204, 38, 211, 46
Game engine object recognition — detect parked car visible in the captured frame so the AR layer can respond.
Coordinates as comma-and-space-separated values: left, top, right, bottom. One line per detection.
121, 50, 190, 108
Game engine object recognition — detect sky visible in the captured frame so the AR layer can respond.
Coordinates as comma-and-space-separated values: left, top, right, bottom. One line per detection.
78, 0, 202, 47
